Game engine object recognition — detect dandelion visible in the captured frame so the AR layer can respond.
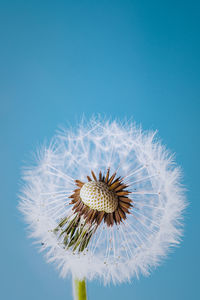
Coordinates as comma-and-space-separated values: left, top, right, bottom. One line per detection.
19, 117, 186, 300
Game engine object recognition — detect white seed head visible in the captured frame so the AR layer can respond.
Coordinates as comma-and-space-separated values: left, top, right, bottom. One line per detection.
80, 181, 118, 213
19, 117, 186, 284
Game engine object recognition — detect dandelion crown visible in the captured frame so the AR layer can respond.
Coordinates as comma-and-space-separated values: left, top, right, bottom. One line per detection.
19, 118, 186, 284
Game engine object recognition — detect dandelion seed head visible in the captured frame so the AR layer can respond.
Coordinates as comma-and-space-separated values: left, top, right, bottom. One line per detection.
19, 117, 186, 284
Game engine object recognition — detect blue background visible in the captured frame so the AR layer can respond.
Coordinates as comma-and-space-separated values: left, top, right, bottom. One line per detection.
0, 0, 199, 299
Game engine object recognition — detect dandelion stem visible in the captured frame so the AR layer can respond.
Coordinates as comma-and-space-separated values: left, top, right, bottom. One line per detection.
73, 277, 87, 300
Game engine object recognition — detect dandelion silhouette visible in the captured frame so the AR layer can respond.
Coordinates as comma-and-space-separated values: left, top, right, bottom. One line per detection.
19, 118, 186, 300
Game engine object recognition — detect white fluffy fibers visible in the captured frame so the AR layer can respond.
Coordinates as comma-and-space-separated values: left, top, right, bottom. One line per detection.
19, 118, 186, 284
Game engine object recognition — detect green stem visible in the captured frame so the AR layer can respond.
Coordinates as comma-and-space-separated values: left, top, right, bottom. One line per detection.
73, 277, 87, 300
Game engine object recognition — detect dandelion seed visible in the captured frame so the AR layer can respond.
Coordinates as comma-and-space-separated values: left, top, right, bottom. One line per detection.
19, 117, 186, 299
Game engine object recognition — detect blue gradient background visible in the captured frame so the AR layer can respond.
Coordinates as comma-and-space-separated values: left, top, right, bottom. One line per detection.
0, 1, 199, 299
